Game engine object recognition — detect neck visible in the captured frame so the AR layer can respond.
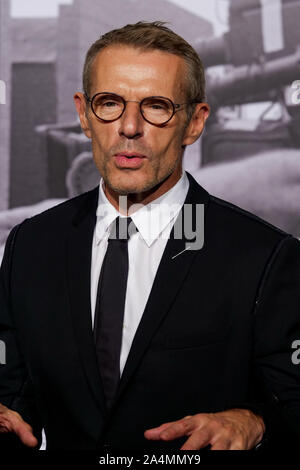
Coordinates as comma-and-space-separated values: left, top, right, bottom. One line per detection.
103, 169, 183, 215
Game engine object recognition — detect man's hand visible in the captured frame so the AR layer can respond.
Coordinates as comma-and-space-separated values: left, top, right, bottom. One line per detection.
144, 408, 265, 450
0, 402, 38, 447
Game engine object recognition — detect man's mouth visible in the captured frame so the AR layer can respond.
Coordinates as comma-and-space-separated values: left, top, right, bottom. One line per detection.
114, 152, 146, 169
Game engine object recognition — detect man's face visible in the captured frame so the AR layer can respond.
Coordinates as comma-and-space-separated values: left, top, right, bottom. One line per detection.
75, 45, 208, 199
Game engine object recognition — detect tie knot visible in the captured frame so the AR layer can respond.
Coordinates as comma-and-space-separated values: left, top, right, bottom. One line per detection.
108, 216, 138, 241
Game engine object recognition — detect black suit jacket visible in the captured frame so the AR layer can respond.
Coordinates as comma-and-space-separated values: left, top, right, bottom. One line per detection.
1, 172, 300, 451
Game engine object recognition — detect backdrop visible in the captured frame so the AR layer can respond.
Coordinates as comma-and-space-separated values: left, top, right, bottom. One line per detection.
1, 0, 300, 263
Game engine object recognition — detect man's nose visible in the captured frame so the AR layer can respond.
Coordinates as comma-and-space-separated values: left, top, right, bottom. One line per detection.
118, 101, 144, 139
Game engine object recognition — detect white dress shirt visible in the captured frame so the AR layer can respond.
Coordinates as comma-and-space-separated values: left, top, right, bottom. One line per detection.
90, 171, 189, 376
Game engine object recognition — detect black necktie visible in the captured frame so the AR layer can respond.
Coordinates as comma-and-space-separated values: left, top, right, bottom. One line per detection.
93, 216, 134, 410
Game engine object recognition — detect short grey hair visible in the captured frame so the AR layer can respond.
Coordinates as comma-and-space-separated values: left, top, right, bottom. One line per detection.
82, 21, 206, 121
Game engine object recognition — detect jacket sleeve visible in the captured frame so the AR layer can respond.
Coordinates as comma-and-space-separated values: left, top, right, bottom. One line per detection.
249, 235, 300, 450
0, 223, 42, 449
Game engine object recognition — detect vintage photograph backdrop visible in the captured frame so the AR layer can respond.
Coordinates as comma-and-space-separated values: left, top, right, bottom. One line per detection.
1, 0, 300, 263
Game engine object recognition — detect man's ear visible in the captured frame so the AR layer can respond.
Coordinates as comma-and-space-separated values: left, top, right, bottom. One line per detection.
182, 103, 210, 146
74, 92, 92, 139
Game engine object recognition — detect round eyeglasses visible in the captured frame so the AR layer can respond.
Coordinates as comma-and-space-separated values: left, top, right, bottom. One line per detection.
85, 92, 196, 126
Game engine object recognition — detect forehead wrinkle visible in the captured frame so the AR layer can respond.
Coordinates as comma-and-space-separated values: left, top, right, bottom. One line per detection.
90, 45, 186, 101
104, 68, 166, 99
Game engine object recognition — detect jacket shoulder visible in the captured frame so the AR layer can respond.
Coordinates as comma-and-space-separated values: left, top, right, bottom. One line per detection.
208, 194, 289, 239
187, 171, 290, 241
24, 186, 99, 228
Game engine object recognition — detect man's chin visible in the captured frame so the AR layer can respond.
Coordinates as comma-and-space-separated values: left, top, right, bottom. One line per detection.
105, 174, 159, 196
107, 183, 153, 196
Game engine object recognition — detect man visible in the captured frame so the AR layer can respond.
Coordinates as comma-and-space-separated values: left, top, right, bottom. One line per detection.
0, 21, 300, 451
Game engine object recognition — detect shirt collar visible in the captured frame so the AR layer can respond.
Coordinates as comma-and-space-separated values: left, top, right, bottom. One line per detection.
95, 171, 189, 247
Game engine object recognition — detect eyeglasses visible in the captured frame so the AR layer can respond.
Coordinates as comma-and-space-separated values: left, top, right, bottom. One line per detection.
84, 92, 197, 126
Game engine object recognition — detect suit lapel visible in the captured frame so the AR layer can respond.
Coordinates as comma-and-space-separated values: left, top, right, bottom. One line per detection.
113, 173, 210, 408
66, 187, 107, 416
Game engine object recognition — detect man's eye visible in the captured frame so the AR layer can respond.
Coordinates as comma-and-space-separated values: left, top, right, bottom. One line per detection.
103, 101, 118, 107
145, 101, 169, 111
151, 103, 164, 110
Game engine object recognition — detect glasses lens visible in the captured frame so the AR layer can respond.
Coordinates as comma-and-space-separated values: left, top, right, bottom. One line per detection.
92, 93, 124, 121
141, 97, 173, 124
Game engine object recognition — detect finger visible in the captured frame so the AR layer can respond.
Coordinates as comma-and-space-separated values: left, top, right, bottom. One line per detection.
144, 416, 193, 441
157, 417, 195, 441
144, 422, 174, 440
14, 422, 38, 447
180, 428, 212, 450
3, 409, 38, 447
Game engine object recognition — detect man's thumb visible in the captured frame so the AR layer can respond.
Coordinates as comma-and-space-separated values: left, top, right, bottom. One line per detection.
13, 420, 39, 447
